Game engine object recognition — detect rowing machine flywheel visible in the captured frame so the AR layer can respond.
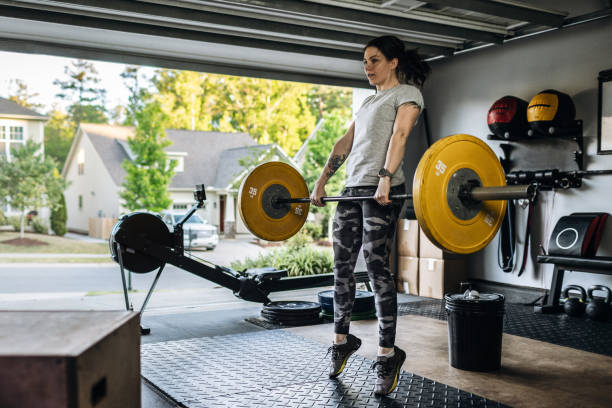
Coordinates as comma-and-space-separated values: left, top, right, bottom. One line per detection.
109, 212, 173, 273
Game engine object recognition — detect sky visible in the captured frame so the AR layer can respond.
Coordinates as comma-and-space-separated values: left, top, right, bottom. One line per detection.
0, 50, 157, 114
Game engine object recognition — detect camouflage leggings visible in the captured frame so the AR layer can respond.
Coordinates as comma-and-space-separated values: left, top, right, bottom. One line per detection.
332, 185, 404, 348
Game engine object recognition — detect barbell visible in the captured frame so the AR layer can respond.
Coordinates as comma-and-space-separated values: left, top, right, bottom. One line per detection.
237, 134, 536, 254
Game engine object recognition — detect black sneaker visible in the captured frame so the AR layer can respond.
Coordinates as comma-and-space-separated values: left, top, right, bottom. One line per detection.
371, 346, 406, 396
327, 334, 362, 378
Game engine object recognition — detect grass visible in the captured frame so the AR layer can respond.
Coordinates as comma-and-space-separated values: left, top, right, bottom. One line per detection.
0, 231, 110, 254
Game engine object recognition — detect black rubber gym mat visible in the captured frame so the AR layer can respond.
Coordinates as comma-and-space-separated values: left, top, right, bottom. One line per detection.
142, 330, 507, 407
398, 300, 612, 357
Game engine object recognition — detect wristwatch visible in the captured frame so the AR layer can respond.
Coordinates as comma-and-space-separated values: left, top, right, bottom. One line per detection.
378, 168, 393, 178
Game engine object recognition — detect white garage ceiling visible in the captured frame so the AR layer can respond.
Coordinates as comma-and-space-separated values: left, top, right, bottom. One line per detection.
0, 0, 610, 86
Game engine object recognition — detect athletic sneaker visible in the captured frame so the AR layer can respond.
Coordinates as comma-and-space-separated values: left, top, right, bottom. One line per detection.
327, 334, 362, 378
371, 346, 406, 396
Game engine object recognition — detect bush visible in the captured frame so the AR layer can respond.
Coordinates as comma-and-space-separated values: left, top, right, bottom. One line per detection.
285, 230, 312, 250
302, 222, 324, 240
231, 245, 333, 277
51, 193, 67, 236
31, 217, 49, 234
0, 209, 6, 225
7, 216, 21, 231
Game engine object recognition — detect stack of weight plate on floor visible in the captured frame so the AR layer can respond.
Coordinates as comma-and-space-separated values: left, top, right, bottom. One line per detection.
318, 290, 377, 321
261, 301, 322, 326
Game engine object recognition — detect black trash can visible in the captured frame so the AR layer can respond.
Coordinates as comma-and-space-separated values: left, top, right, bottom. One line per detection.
445, 292, 505, 371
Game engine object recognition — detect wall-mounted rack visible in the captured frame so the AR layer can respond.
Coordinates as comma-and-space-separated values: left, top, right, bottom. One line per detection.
488, 120, 583, 172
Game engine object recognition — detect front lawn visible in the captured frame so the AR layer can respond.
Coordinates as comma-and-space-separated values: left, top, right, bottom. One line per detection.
0, 232, 110, 254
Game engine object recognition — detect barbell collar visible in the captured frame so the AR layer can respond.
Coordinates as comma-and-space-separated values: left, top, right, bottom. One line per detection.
469, 184, 534, 201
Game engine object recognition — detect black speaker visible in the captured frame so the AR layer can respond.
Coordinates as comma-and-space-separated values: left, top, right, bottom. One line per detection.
548, 213, 608, 257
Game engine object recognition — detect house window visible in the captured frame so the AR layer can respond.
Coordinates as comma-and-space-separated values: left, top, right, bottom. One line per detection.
77, 148, 85, 175
9, 126, 23, 140
172, 203, 188, 210
78, 195, 83, 209
168, 156, 184, 172
0, 126, 25, 161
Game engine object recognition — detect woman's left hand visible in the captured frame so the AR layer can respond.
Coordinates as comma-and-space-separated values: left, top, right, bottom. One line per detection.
374, 177, 392, 206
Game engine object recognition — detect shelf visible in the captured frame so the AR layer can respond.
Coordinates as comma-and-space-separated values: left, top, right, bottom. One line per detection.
489, 120, 583, 171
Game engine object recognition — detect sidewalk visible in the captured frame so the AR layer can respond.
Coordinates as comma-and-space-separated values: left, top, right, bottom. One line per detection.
0, 253, 109, 258
64, 232, 107, 243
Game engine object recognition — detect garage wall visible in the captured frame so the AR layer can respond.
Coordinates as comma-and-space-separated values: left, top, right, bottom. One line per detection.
421, 16, 612, 290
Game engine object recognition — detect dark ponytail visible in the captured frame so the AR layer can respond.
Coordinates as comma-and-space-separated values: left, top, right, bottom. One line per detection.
365, 36, 431, 88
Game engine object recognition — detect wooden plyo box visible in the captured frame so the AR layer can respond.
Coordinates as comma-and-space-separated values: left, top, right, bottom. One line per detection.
0, 311, 140, 408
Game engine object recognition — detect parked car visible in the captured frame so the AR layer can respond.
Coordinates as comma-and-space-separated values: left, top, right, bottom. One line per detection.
160, 211, 219, 250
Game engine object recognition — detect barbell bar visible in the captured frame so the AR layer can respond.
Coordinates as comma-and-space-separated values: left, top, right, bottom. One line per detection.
238, 134, 537, 254
275, 185, 534, 205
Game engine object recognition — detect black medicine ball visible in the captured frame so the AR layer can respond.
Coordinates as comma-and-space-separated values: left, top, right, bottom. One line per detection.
527, 89, 576, 135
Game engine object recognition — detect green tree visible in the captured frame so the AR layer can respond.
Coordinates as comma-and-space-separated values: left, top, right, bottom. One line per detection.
306, 85, 352, 123
44, 105, 73, 168
152, 70, 225, 131
7, 79, 44, 110
151, 70, 318, 156
0, 141, 67, 239
222, 77, 316, 155
54, 59, 108, 126
301, 112, 348, 237
50, 192, 67, 236
120, 102, 175, 212
121, 66, 147, 126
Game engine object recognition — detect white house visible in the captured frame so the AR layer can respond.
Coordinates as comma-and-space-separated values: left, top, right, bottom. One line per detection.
0, 97, 48, 216
61, 123, 295, 236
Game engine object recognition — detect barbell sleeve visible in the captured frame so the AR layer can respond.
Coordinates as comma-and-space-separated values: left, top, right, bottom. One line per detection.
469, 184, 535, 201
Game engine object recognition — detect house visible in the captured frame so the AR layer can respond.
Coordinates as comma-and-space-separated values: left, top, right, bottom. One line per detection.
61, 123, 295, 237
0, 97, 48, 216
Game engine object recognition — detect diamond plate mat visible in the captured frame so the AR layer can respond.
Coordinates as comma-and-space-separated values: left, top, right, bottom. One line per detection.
398, 300, 612, 357
142, 330, 507, 408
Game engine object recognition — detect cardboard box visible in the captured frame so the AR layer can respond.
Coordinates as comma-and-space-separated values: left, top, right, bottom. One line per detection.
397, 256, 419, 295
419, 258, 467, 299
419, 228, 461, 259
397, 219, 419, 257
0, 311, 141, 408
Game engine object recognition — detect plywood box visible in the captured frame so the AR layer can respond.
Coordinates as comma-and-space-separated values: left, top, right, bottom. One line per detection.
419, 228, 461, 259
397, 256, 419, 295
419, 258, 467, 299
397, 219, 419, 257
0, 311, 140, 408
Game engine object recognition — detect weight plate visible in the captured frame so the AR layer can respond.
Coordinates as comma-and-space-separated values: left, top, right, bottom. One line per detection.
238, 162, 310, 241
109, 212, 173, 273
262, 301, 321, 314
317, 290, 375, 314
413, 134, 507, 254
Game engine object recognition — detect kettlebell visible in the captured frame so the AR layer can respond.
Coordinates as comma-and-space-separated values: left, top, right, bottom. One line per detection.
586, 285, 611, 321
562, 285, 586, 317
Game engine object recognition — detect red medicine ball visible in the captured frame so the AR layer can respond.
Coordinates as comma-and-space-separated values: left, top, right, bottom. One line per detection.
487, 96, 529, 139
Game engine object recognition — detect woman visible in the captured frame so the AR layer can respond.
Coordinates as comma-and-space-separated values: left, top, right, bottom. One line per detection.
311, 35, 430, 396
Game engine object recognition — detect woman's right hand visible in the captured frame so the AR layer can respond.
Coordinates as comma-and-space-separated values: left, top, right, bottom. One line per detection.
310, 181, 327, 207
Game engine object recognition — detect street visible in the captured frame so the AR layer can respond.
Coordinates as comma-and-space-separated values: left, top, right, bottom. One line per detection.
0, 237, 332, 314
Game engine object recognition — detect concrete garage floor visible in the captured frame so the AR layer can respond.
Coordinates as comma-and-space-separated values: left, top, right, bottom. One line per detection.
141, 293, 612, 408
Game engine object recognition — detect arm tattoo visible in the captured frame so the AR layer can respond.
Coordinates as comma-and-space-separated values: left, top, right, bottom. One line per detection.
325, 154, 347, 179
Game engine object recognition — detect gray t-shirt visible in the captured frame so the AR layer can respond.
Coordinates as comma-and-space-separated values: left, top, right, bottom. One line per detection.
345, 84, 424, 187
